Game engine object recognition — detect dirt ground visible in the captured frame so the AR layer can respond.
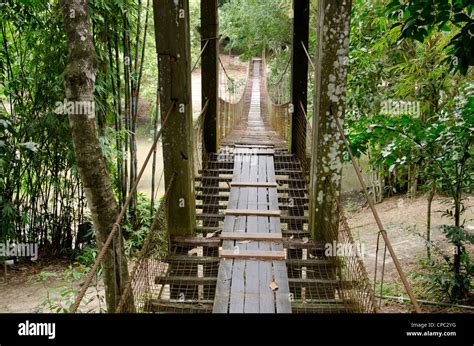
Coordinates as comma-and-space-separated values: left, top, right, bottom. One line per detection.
347, 194, 473, 278
1, 194, 472, 313
0, 261, 105, 313
345, 193, 474, 313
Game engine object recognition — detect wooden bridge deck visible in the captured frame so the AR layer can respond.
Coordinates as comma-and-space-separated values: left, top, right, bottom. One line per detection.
213, 59, 291, 313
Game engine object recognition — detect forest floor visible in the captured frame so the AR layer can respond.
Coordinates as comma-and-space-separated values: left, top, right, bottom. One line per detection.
1, 194, 472, 313
346, 193, 474, 313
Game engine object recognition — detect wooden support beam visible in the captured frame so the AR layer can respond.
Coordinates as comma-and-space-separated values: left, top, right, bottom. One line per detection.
195, 186, 307, 192
309, 0, 353, 241
220, 232, 283, 241
219, 249, 286, 260
153, 0, 196, 236
234, 149, 275, 155
234, 144, 274, 148
229, 181, 278, 188
200, 0, 220, 291
201, 0, 219, 155
224, 209, 281, 217
290, 0, 309, 161
171, 236, 220, 247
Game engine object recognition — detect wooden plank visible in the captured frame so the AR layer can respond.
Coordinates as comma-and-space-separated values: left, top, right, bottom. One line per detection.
267, 155, 293, 313
165, 256, 220, 265
171, 236, 220, 247
244, 154, 259, 313
229, 151, 251, 313
213, 260, 232, 313
196, 213, 309, 223
225, 209, 281, 217
147, 300, 213, 313
229, 181, 278, 188
213, 154, 241, 313
220, 232, 282, 241
234, 144, 274, 148
195, 186, 307, 193
257, 155, 275, 313
220, 249, 286, 260
233, 149, 275, 155
155, 276, 217, 285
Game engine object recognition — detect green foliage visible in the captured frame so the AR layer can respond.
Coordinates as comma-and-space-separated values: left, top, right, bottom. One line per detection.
33, 263, 105, 313
75, 244, 100, 269
347, 0, 472, 197
387, 0, 474, 75
421, 225, 474, 301
190, 0, 202, 66
348, 82, 473, 198
219, 0, 292, 59
122, 193, 167, 258
0, 2, 85, 251
0, 0, 155, 252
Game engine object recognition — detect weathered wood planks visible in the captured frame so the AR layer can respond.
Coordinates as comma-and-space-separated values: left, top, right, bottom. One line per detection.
212, 60, 292, 314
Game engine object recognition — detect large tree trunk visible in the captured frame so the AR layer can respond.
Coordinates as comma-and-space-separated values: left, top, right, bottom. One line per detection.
60, 0, 130, 312
309, 0, 353, 242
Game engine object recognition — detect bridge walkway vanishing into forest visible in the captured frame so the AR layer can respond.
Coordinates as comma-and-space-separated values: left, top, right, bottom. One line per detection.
145, 59, 366, 314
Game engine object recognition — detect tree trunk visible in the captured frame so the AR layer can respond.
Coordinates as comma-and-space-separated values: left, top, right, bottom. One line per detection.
309, 0, 353, 242
426, 181, 435, 259
153, 0, 196, 236
60, 0, 130, 312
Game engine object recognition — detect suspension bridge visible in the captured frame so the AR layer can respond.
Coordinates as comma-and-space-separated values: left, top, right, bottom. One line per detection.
70, 0, 421, 314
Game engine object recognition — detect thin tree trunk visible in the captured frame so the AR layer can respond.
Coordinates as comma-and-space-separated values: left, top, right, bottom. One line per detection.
60, 0, 130, 312
426, 181, 435, 259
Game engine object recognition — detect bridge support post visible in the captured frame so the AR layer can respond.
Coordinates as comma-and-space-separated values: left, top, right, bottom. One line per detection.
287, 0, 310, 298
153, 0, 196, 237
290, 0, 309, 163
201, 0, 219, 158
200, 0, 220, 299
309, 0, 353, 242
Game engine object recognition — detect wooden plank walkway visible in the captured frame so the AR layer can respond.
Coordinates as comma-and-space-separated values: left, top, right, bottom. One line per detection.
213, 59, 292, 313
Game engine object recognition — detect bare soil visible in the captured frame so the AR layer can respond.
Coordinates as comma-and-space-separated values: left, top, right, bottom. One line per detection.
345, 193, 474, 313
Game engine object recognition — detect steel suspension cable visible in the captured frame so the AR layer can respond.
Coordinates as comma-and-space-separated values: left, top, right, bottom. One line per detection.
301, 40, 315, 70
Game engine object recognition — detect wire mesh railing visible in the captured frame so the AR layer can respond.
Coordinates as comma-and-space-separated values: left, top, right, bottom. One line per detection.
262, 55, 291, 145
218, 57, 251, 142
116, 174, 175, 312
193, 99, 210, 176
